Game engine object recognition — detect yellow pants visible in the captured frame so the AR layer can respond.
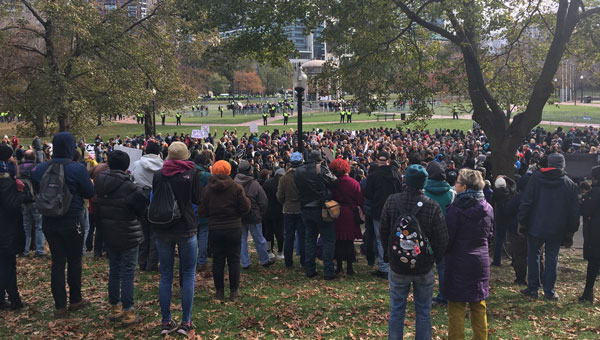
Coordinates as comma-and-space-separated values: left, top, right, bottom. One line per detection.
448, 300, 488, 340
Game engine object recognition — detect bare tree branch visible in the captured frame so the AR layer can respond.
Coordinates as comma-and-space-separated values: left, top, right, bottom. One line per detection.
392, 0, 462, 44
20, 0, 47, 26
11, 44, 46, 56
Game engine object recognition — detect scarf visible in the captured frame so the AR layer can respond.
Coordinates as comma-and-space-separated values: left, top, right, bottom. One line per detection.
161, 160, 194, 176
457, 189, 484, 201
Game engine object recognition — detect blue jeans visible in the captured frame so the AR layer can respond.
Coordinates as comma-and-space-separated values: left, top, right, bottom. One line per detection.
80, 209, 90, 254
156, 236, 197, 324
302, 208, 336, 277
373, 219, 389, 273
22, 203, 44, 255
388, 269, 435, 340
284, 214, 305, 267
435, 258, 446, 303
107, 246, 139, 310
492, 222, 507, 265
527, 236, 560, 298
197, 222, 209, 265
241, 223, 270, 267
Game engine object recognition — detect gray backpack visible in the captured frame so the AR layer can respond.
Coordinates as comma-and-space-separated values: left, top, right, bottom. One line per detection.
36, 161, 73, 217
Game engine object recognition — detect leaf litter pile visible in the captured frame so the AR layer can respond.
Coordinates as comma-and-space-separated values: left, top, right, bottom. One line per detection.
2, 247, 600, 339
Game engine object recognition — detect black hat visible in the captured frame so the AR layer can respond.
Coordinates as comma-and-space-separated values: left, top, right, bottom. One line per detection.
145, 141, 161, 155
0, 144, 13, 162
377, 151, 390, 161
426, 161, 446, 181
194, 154, 210, 166
238, 160, 251, 174
108, 150, 130, 171
307, 150, 322, 162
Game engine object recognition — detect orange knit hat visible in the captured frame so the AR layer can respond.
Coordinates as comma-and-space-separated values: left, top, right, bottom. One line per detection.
212, 160, 231, 175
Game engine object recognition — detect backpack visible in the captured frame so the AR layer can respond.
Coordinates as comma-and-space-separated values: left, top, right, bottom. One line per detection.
19, 167, 36, 204
36, 161, 73, 217
147, 172, 185, 228
388, 200, 434, 274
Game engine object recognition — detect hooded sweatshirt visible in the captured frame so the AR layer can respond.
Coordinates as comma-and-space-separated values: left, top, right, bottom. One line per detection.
424, 178, 455, 217
32, 132, 95, 221
234, 172, 268, 224
131, 153, 163, 188
198, 174, 251, 230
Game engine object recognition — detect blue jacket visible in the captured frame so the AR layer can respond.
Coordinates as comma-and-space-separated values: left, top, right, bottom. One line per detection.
32, 132, 95, 221
518, 168, 580, 241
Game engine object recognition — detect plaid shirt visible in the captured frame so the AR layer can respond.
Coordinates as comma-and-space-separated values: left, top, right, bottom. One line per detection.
380, 188, 449, 274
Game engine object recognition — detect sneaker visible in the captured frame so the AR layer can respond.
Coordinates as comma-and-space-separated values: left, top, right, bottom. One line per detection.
371, 270, 388, 279
230, 290, 242, 301
177, 321, 194, 337
69, 299, 90, 311
520, 288, 538, 299
276, 252, 285, 260
268, 251, 275, 260
324, 274, 337, 281
9, 299, 24, 311
306, 271, 319, 278
544, 292, 559, 301
161, 320, 178, 336
262, 260, 275, 268
579, 294, 594, 304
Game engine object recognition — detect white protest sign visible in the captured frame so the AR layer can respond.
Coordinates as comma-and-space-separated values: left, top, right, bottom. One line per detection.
191, 129, 202, 138
200, 125, 210, 139
250, 123, 258, 133
114, 145, 143, 171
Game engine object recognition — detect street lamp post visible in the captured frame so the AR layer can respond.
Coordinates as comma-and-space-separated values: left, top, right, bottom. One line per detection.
293, 67, 308, 155
554, 78, 558, 101
580, 75, 584, 103
152, 88, 157, 137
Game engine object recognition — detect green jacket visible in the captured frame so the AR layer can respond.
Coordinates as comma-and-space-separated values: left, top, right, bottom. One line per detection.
424, 178, 455, 217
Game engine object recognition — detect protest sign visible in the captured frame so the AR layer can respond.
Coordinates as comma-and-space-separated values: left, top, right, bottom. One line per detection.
114, 145, 143, 171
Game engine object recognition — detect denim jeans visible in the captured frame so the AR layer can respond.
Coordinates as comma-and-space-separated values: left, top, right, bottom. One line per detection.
22, 203, 44, 255
492, 222, 507, 265
197, 222, 209, 265
373, 219, 389, 273
80, 209, 90, 255
435, 258, 447, 303
107, 246, 139, 310
283, 214, 305, 267
388, 269, 435, 340
302, 208, 336, 277
241, 223, 270, 267
155, 236, 197, 324
526, 236, 560, 297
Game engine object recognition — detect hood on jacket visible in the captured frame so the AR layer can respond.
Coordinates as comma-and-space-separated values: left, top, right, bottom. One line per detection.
234, 172, 254, 186
453, 194, 488, 220
424, 178, 452, 194
95, 170, 130, 196
138, 154, 163, 172
535, 168, 566, 187
161, 159, 194, 176
52, 132, 76, 159
207, 174, 236, 192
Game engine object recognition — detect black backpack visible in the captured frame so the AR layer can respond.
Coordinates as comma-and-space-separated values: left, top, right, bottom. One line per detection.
388, 200, 434, 274
19, 167, 36, 204
36, 161, 73, 217
147, 170, 191, 228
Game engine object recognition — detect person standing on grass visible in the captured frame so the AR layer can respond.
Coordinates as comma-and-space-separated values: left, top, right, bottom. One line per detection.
198, 160, 250, 301
32, 132, 96, 318
19, 149, 45, 258
193, 153, 212, 273
579, 166, 600, 303
93, 151, 147, 327
0, 144, 25, 311
380, 164, 448, 340
444, 169, 493, 340
151, 142, 202, 336
518, 153, 579, 301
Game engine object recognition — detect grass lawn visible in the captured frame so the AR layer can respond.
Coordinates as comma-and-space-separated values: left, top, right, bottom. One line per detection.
2, 247, 598, 339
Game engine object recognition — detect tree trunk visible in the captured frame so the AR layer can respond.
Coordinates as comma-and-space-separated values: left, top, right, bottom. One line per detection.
144, 107, 153, 136
58, 115, 69, 132
97, 114, 102, 126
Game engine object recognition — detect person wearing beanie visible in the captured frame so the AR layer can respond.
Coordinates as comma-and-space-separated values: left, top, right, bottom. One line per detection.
198, 158, 250, 301
379, 163, 448, 339
261, 165, 286, 261
423, 161, 456, 306
93, 150, 147, 326
579, 165, 600, 303
234, 159, 273, 270
277, 152, 306, 268
294, 145, 338, 280
490, 175, 517, 268
444, 168, 493, 340
193, 152, 212, 273
151, 139, 203, 336
518, 151, 579, 301
0, 143, 25, 311
131, 141, 164, 273
32, 132, 95, 317
364, 148, 403, 279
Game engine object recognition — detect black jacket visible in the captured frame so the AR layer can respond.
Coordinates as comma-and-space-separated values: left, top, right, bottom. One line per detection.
262, 176, 283, 220
364, 165, 403, 220
581, 184, 600, 259
94, 170, 147, 251
0, 174, 24, 257
294, 161, 338, 207
492, 177, 516, 228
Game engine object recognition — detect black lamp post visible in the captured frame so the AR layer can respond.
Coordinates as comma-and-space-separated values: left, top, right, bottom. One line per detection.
293, 67, 308, 155
152, 88, 157, 137
580, 75, 584, 103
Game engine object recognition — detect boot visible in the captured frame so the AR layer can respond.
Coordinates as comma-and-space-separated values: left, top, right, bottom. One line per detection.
335, 260, 343, 274
346, 261, 355, 276
109, 303, 123, 322
579, 292, 594, 304
215, 289, 225, 301
69, 299, 90, 311
9, 297, 23, 311
121, 309, 141, 327
230, 290, 242, 301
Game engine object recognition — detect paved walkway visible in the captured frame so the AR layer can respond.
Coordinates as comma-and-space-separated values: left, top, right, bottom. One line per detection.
117, 113, 600, 129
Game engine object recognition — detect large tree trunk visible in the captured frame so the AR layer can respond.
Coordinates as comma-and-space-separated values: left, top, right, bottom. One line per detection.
144, 107, 153, 136
58, 114, 69, 132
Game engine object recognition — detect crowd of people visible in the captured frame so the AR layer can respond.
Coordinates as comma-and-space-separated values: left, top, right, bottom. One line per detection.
1, 123, 599, 339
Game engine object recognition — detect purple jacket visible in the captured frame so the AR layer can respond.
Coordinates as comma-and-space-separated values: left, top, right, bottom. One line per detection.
443, 193, 494, 302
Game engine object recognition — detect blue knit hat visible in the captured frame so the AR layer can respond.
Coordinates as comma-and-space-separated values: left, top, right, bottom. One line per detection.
405, 164, 428, 189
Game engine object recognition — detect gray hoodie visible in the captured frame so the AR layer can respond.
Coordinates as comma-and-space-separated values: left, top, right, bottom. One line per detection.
131, 154, 163, 188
